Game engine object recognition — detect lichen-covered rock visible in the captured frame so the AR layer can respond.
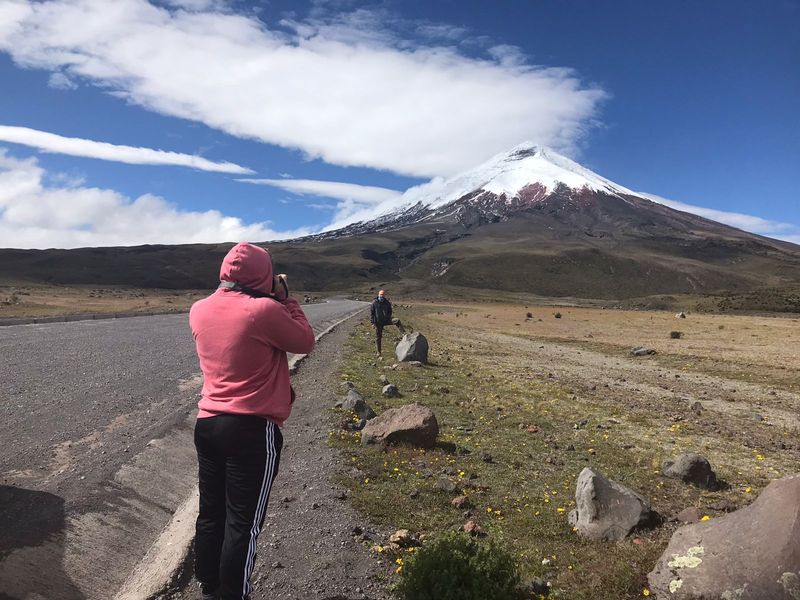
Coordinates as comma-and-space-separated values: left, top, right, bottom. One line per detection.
361, 403, 438, 448
568, 467, 657, 541
648, 473, 800, 599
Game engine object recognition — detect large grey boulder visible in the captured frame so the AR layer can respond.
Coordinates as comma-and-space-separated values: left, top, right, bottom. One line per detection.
568, 467, 657, 541
395, 332, 429, 363
662, 453, 718, 489
648, 473, 800, 599
361, 403, 438, 448
340, 389, 376, 420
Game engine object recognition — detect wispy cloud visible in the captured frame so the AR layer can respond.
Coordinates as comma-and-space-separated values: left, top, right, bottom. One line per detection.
239, 178, 403, 203
0, 125, 254, 174
0, 0, 606, 178
640, 192, 800, 244
47, 72, 77, 90
0, 149, 307, 249
240, 177, 404, 227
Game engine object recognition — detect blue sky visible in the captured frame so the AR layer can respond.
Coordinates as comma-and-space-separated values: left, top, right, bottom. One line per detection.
0, 0, 797, 248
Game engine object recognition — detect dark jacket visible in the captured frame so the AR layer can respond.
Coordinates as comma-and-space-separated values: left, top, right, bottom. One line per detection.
370, 297, 392, 326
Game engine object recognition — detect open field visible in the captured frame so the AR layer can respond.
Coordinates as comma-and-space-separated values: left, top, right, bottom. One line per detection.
331, 303, 800, 599
0, 284, 326, 321
0, 284, 204, 319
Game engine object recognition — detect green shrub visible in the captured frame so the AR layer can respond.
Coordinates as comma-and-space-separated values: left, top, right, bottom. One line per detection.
396, 531, 521, 600
670, 330, 683, 339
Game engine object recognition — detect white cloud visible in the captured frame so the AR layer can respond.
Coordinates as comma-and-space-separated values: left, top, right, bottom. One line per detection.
0, 149, 309, 249
47, 71, 77, 90
239, 178, 402, 203
162, 0, 228, 10
640, 192, 800, 244
0, 0, 606, 178
239, 177, 404, 227
0, 125, 254, 174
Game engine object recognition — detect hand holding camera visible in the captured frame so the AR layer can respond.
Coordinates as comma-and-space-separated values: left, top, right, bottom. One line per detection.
273, 273, 289, 301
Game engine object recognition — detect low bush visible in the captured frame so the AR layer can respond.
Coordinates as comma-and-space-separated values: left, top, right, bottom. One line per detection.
554, 312, 562, 319
396, 531, 521, 600
670, 331, 683, 339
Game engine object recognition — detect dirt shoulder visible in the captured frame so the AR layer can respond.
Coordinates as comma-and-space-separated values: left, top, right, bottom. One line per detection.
167, 316, 392, 600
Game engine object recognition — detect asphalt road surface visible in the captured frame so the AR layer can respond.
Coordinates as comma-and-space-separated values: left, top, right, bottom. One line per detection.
0, 298, 366, 600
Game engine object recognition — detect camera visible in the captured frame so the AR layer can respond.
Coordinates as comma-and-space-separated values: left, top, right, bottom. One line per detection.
272, 274, 289, 301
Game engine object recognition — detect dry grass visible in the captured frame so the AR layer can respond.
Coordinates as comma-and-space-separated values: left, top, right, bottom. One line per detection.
330, 303, 800, 599
0, 284, 204, 318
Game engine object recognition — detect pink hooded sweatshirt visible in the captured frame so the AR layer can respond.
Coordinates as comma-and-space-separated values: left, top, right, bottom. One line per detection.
189, 242, 315, 426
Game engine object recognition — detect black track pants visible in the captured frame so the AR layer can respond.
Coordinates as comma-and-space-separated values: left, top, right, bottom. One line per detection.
194, 415, 283, 600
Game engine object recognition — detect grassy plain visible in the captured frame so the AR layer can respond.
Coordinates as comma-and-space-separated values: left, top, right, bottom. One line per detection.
0, 283, 204, 319
331, 302, 800, 599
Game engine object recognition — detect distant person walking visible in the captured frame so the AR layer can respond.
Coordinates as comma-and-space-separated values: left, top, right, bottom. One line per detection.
370, 289, 406, 356
189, 242, 315, 600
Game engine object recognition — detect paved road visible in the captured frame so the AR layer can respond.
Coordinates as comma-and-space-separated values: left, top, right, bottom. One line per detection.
0, 299, 366, 600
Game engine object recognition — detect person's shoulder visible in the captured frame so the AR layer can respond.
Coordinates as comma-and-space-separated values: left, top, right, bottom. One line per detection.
249, 296, 288, 317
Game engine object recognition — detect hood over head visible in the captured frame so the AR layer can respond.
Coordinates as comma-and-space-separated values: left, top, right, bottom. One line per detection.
219, 242, 273, 294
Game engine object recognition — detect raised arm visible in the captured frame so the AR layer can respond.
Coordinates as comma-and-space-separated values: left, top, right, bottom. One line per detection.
262, 297, 315, 354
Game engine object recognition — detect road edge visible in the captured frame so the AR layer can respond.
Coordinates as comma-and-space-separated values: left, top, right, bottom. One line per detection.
113, 308, 366, 600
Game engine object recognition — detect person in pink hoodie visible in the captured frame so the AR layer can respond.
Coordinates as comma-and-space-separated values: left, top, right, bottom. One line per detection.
189, 242, 314, 600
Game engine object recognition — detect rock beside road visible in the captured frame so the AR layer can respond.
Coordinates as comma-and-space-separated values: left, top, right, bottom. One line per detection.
340, 389, 376, 420
648, 472, 800, 599
395, 332, 429, 363
361, 403, 438, 448
662, 453, 718, 489
568, 467, 657, 541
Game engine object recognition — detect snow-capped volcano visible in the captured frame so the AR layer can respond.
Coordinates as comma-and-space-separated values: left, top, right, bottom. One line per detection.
324, 142, 644, 236
405, 142, 635, 211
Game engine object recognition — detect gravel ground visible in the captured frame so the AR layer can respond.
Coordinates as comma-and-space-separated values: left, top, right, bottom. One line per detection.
169, 316, 392, 600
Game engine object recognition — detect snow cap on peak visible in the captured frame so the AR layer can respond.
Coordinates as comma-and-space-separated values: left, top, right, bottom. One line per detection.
411, 142, 634, 211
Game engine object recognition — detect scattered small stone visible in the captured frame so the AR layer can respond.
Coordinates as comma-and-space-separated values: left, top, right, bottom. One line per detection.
463, 520, 483, 536
751, 412, 765, 422
379, 374, 390, 385
690, 401, 703, 414
388, 529, 418, 547
631, 346, 657, 356
662, 453, 718, 490
675, 507, 702, 524
382, 383, 400, 398
271, 561, 284, 569
527, 578, 550, 596
436, 477, 457, 494
479, 451, 494, 463
451, 495, 470, 509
